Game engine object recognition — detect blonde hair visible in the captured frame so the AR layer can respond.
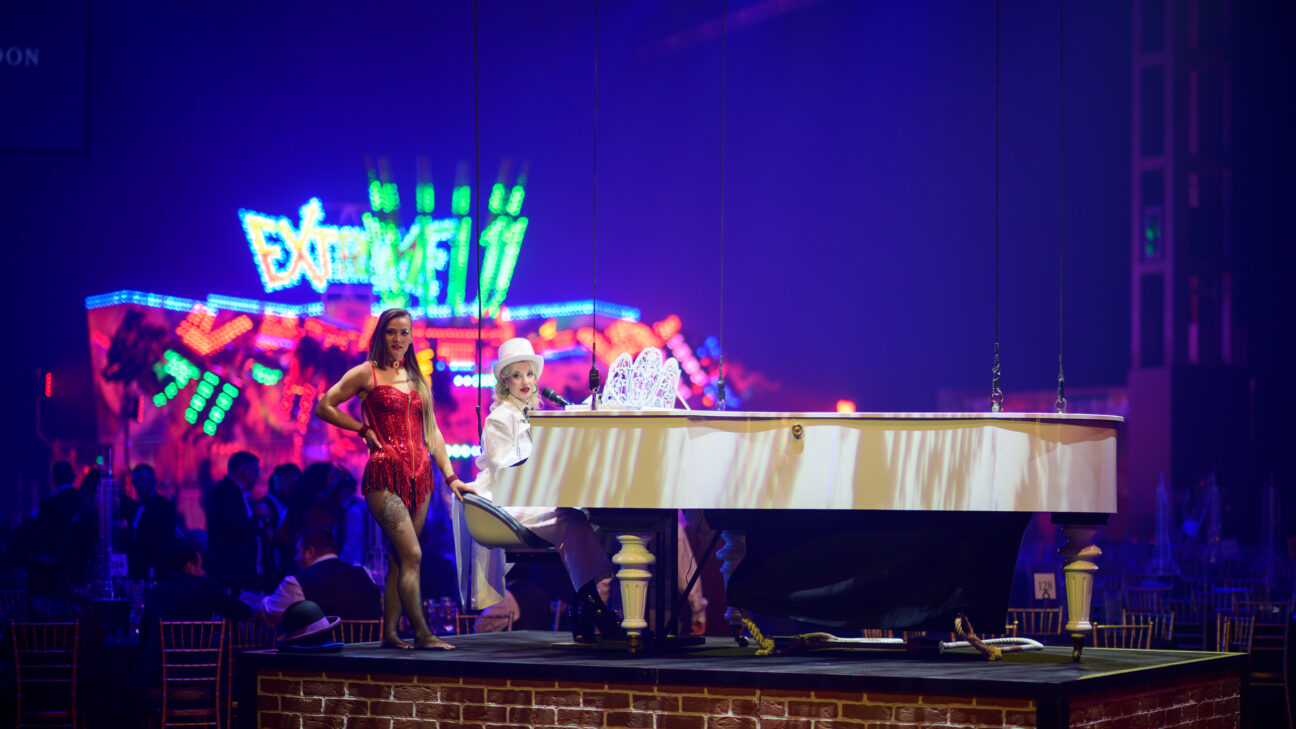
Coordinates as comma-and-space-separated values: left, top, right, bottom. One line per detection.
492, 362, 539, 411
367, 308, 437, 446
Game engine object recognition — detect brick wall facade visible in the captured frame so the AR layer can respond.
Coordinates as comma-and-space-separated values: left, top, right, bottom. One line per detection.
255, 668, 1240, 729
1067, 674, 1241, 728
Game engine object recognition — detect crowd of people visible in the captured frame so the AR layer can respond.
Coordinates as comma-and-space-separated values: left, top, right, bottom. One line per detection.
0, 311, 709, 723
0, 450, 391, 725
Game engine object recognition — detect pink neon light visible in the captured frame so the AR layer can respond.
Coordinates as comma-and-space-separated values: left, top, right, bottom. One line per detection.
176, 306, 254, 356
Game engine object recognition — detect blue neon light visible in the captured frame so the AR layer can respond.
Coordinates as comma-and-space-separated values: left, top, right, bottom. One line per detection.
86, 290, 637, 324
503, 301, 640, 323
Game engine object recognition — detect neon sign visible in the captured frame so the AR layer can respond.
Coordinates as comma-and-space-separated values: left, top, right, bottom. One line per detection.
238, 163, 531, 317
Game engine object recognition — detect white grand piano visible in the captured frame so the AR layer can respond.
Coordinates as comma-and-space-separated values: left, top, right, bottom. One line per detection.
490, 409, 1120, 656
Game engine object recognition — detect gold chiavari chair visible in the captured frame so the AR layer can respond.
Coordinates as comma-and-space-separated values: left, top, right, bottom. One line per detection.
1123, 585, 1171, 612
156, 620, 224, 729
1091, 623, 1152, 649
1239, 601, 1293, 728
1121, 610, 1175, 644
1215, 614, 1255, 653
225, 619, 276, 729
1008, 607, 1064, 638
1165, 596, 1208, 650
948, 623, 1017, 642
1201, 587, 1242, 616
1238, 600, 1291, 624
11, 621, 79, 729
0, 589, 25, 613
337, 618, 384, 644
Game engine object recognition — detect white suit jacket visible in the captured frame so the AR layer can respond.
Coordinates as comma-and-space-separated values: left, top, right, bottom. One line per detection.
453, 401, 532, 609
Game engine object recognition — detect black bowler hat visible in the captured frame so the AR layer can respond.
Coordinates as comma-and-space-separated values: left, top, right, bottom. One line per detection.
276, 600, 342, 652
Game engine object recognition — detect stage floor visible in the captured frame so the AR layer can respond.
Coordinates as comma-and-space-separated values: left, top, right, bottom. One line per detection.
244, 629, 1245, 700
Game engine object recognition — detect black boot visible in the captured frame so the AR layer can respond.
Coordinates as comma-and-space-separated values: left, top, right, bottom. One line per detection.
573, 580, 626, 642
568, 600, 596, 643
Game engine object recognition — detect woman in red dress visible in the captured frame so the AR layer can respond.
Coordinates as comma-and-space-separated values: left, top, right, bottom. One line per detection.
316, 308, 461, 650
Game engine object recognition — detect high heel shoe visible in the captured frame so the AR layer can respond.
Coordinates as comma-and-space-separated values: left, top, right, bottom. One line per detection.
571, 581, 626, 642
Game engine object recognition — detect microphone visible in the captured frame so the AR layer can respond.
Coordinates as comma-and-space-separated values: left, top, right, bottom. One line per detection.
541, 387, 571, 408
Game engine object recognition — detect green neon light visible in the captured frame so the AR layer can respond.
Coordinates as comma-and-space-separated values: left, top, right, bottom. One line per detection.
197, 381, 214, 398
202, 372, 218, 385
161, 350, 200, 385
488, 183, 506, 214
417, 182, 435, 215
203, 421, 217, 436
251, 363, 283, 385
487, 217, 529, 313
448, 216, 472, 314
506, 184, 526, 216
452, 185, 471, 216
153, 393, 167, 407
185, 409, 198, 424
241, 165, 530, 314
222, 383, 239, 396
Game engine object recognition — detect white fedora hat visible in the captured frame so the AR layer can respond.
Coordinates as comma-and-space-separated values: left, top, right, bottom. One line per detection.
493, 338, 544, 380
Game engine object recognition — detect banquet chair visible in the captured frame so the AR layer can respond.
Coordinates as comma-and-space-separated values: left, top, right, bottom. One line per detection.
1008, 607, 1063, 639
338, 619, 384, 644
225, 619, 276, 729
1215, 614, 1255, 653
11, 621, 80, 729
1091, 623, 1152, 649
155, 620, 224, 729
1121, 610, 1175, 644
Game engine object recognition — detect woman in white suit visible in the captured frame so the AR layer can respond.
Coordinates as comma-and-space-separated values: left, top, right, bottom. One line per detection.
451, 338, 624, 642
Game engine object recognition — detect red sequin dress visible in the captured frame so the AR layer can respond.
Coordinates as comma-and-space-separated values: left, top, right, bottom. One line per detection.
360, 362, 433, 511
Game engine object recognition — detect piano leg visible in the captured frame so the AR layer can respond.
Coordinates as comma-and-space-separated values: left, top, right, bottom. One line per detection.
612, 534, 655, 652
1059, 524, 1102, 661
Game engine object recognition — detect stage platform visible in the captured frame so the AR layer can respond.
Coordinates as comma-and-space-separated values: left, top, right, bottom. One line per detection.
240, 631, 1245, 729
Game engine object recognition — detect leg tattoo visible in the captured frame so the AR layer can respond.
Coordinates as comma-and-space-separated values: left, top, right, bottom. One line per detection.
380, 493, 408, 536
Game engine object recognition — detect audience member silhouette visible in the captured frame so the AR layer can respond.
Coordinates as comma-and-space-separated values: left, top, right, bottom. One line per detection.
124, 464, 179, 580
276, 462, 347, 575
204, 452, 264, 594
37, 461, 92, 578
267, 464, 301, 572
334, 467, 372, 566
128, 541, 252, 690
258, 527, 380, 627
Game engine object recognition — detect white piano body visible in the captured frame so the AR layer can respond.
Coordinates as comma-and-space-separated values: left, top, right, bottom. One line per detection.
489, 410, 1121, 651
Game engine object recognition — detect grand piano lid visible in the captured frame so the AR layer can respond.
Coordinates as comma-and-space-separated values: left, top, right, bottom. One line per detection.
530, 409, 1123, 425
491, 410, 1120, 513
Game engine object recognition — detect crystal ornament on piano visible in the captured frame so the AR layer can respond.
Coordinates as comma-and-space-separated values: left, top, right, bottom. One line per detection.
597, 347, 681, 410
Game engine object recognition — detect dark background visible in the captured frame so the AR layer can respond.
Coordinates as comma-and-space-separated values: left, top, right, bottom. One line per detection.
3, 1, 1293, 536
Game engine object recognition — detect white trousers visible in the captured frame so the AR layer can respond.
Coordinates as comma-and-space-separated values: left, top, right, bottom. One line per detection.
506, 506, 614, 592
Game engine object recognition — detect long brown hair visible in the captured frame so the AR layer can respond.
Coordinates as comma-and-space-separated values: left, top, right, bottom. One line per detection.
367, 308, 436, 447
